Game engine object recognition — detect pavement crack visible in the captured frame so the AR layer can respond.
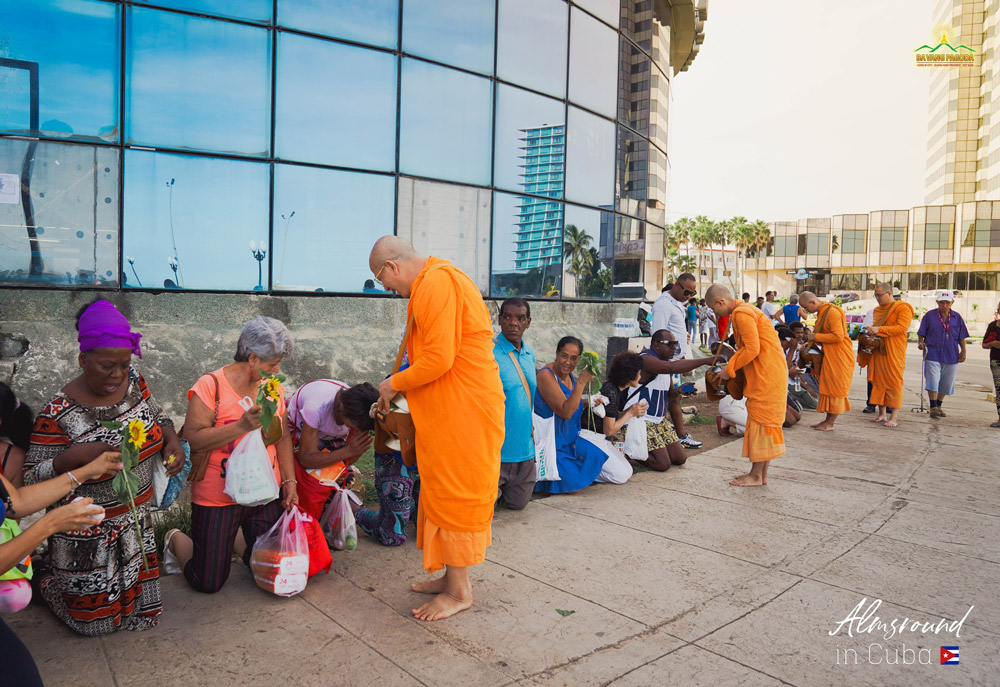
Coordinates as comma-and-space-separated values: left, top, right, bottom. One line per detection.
97, 636, 120, 687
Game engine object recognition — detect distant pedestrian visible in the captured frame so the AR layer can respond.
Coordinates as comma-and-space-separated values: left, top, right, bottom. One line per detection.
982, 303, 1000, 428
917, 291, 968, 419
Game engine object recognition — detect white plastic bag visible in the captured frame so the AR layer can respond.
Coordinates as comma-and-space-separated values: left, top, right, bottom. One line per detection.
320, 486, 361, 551
623, 417, 649, 461
224, 430, 279, 506
579, 430, 632, 484
532, 412, 560, 482
250, 508, 309, 597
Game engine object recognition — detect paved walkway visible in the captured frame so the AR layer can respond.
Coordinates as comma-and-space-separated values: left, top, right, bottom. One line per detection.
10, 347, 999, 686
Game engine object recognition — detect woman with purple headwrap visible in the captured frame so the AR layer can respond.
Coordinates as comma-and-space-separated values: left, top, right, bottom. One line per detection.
22, 299, 184, 636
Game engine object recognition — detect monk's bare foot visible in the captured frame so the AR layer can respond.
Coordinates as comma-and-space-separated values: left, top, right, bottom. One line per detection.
412, 592, 472, 621
811, 422, 834, 431
729, 473, 764, 487
871, 415, 887, 423
882, 419, 898, 428
410, 576, 447, 594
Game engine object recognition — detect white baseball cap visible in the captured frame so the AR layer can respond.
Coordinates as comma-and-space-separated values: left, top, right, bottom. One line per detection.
936, 290, 955, 302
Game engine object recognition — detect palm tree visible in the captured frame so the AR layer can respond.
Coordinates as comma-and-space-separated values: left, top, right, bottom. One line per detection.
563, 224, 594, 286
665, 248, 697, 277
750, 219, 770, 298
704, 218, 728, 289
727, 216, 750, 294
689, 219, 711, 293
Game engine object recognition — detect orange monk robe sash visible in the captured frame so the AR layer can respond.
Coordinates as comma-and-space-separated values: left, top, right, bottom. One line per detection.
725, 303, 787, 461
391, 257, 505, 534
869, 301, 914, 409
812, 302, 854, 415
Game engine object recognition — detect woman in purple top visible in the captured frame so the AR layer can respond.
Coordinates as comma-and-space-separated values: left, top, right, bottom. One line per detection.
982, 303, 1000, 427
916, 291, 969, 419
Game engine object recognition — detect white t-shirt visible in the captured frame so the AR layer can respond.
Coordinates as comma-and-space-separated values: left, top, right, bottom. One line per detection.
862, 308, 874, 327
762, 301, 777, 321
651, 291, 689, 359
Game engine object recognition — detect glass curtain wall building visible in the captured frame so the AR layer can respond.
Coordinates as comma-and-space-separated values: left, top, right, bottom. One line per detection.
0, 0, 707, 300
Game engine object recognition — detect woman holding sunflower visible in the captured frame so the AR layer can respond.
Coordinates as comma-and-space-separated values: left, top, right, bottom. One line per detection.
23, 300, 184, 636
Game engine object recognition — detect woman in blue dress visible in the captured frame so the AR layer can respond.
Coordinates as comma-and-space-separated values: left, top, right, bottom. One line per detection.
533, 336, 608, 494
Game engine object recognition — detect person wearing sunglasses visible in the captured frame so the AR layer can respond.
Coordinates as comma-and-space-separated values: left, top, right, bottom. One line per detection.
651, 273, 698, 362
621, 330, 715, 469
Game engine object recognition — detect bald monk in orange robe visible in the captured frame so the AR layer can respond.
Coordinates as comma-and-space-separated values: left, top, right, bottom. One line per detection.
799, 292, 854, 431
706, 285, 787, 487
370, 236, 504, 621
866, 282, 914, 428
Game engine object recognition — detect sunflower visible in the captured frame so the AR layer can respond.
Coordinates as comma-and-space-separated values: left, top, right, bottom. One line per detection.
127, 419, 148, 448
264, 376, 282, 401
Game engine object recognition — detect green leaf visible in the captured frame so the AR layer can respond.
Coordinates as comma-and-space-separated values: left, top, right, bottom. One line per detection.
259, 399, 277, 431
555, 609, 575, 617
99, 420, 124, 430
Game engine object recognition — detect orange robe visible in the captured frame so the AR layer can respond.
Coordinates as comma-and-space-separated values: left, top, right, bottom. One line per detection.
391, 257, 505, 572
812, 302, 854, 414
726, 303, 787, 462
869, 300, 915, 409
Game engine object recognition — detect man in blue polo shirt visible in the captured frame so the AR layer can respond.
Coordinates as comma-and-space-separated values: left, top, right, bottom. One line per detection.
492, 297, 537, 509
917, 290, 969, 419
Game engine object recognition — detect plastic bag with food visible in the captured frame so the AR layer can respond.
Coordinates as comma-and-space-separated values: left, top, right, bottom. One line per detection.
250, 508, 310, 597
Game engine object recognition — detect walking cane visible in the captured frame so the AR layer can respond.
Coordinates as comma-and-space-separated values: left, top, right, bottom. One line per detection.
911, 347, 927, 414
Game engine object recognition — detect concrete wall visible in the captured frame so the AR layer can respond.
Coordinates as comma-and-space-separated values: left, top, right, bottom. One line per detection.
0, 288, 633, 424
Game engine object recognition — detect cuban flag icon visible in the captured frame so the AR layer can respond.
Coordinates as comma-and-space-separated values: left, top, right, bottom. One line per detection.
940, 646, 959, 665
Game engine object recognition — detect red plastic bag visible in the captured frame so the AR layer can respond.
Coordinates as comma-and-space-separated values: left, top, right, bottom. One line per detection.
298, 507, 332, 577
249, 508, 309, 597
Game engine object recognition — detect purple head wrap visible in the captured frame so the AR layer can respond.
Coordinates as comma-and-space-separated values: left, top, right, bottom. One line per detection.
77, 300, 142, 358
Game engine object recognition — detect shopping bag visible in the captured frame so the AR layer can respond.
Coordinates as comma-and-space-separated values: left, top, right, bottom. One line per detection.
320, 485, 361, 551
224, 430, 279, 506
532, 412, 560, 482
153, 439, 192, 509
623, 417, 649, 461
297, 507, 332, 577
579, 430, 633, 485
249, 508, 310, 597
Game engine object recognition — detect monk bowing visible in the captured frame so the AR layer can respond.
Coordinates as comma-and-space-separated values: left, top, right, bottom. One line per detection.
799, 292, 854, 430
867, 283, 915, 428
370, 236, 505, 621
706, 284, 787, 486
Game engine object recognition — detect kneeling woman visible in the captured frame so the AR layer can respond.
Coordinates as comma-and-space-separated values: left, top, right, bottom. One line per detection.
533, 337, 627, 494
166, 317, 298, 593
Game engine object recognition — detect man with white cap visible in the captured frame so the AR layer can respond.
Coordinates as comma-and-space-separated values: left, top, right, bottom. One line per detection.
916, 290, 969, 418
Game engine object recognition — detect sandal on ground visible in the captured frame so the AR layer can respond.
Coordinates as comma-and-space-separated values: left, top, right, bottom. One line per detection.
991, 421, 1000, 428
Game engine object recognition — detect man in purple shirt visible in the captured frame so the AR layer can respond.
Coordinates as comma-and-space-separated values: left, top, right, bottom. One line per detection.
916, 291, 969, 419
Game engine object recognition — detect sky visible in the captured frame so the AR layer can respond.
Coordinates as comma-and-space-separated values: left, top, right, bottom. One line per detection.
668, 0, 936, 224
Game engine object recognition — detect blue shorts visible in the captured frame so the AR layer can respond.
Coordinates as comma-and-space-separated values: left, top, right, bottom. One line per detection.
924, 360, 958, 396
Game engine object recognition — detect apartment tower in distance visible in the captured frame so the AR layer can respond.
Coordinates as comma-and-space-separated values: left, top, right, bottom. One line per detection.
513, 124, 565, 271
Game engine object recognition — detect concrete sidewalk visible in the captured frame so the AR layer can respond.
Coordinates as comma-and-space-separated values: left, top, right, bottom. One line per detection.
10, 347, 999, 686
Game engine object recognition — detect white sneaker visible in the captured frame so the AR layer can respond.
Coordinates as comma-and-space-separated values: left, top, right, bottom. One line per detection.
679, 434, 703, 449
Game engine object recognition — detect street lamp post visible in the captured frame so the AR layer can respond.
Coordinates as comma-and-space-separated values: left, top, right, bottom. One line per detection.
167, 256, 179, 287
250, 240, 267, 291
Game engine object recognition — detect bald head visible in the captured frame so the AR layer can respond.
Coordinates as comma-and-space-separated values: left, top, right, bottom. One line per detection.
873, 281, 894, 306
798, 290, 820, 314
368, 235, 426, 297
705, 284, 737, 318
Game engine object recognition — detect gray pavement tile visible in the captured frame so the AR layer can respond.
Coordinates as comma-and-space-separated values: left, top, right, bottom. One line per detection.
515, 627, 684, 687
486, 504, 767, 627
606, 644, 786, 687
329, 534, 647, 679
809, 534, 999, 633
539, 479, 839, 568
698, 579, 996, 687
901, 465, 1000, 517
866, 500, 1000, 562
6, 609, 116, 687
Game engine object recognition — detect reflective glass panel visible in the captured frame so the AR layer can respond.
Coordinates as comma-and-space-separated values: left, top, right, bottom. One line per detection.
135, 0, 271, 23
491, 191, 563, 298
125, 8, 271, 156
574, 0, 619, 26
403, 0, 495, 75
648, 61, 668, 151
562, 204, 613, 299
0, 139, 118, 287
616, 126, 647, 218
494, 84, 565, 197
565, 106, 615, 207
273, 165, 394, 292
122, 151, 269, 291
275, 35, 396, 171
278, 0, 398, 50
399, 59, 492, 186
0, 0, 119, 141
397, 177, 491, 293
568, 8, 618, 118
497, 0, 568, 98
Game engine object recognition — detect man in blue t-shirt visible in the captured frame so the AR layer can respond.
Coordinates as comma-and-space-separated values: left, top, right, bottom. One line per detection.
917, 291, 969, 418
492, 298, 538, 509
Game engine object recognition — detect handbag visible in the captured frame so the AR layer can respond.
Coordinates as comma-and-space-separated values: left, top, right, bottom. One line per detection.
374, 314, 417, 467
183, 372, 221, 483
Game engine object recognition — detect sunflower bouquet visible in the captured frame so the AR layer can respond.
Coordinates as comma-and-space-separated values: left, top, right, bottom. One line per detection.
257, 371, 287, 432
98, 418, 151, 570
